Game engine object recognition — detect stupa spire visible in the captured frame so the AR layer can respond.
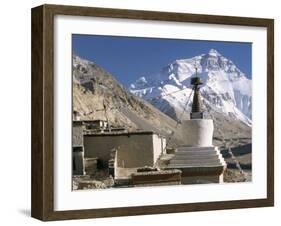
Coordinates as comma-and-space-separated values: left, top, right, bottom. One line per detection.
190, 61, 204, 119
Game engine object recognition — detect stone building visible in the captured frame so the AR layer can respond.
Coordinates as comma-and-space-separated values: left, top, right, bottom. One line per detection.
83, 119, 108, 131
83, 131, 167, 181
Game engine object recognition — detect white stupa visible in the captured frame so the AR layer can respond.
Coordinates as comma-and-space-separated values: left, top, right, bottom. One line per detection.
167, 70, 226, 184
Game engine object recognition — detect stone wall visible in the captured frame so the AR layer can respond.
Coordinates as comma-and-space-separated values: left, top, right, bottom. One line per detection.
152, 134, 166, 163
131, 169, 181, 186
84, 132, 165, 168
73, 121, 83, 146
181, 175, 223, 184
73, 147, 85, 175
84, 157, 98, 175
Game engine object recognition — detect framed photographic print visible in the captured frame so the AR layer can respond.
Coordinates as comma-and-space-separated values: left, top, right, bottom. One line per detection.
31, 4, 274, 221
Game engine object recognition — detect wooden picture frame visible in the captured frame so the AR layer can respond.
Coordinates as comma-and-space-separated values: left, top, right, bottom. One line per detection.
31, 4, 274, 221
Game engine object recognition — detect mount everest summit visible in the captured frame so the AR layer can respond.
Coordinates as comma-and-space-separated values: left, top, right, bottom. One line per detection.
129, 49, 252, 126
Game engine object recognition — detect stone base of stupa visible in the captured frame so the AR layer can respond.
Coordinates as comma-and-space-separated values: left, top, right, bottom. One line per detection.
166, 146, 226, 184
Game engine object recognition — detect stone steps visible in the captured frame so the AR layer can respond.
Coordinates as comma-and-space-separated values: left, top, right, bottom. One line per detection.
173, 153, 219, 159
167, 163, 223, 168
167, 145, 226, 169
176, 146, 215, 152
174, 151, 218, 157
170, 159, 221, 165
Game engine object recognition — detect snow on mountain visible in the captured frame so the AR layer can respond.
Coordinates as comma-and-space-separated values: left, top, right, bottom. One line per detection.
129, 49, 252, 126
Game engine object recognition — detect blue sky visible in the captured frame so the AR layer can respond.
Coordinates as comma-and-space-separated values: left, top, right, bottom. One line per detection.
72, 34, 252, 86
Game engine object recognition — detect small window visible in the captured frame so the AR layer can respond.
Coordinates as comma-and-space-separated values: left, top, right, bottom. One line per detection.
73, 146, 83, 152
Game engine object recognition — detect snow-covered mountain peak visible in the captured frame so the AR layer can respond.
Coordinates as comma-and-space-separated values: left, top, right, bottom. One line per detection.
208, 48, 222, 57
129, 49, 252, 126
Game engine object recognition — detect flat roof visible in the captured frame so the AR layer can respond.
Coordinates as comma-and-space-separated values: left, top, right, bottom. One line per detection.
84, 130, 157, 137
82, 119, 107, 122
73, 119, 107, 123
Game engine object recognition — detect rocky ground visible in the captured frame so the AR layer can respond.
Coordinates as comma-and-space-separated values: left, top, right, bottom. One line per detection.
224, 169, 252, 182
73, 169, 114, 190
222, 143, 252, 182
